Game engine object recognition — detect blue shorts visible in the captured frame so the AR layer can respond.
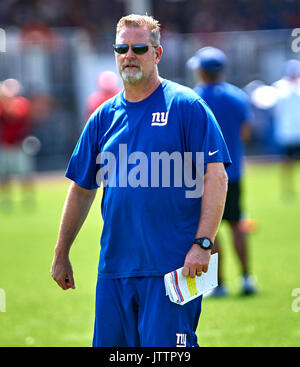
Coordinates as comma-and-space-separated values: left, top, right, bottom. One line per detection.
92, 277, 202, 347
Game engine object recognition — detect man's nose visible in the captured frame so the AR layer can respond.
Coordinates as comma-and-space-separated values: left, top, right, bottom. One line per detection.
125, 46, 136, 58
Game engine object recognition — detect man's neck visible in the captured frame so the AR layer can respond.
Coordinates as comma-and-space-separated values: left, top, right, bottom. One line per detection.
123, 75, 163, 102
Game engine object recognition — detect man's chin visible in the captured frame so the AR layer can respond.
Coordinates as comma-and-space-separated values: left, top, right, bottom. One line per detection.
121, 70, 143, 84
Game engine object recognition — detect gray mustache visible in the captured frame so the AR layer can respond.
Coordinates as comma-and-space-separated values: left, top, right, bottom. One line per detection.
122, 63, 140, 69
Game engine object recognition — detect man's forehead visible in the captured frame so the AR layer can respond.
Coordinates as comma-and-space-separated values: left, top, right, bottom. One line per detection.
116, 26, 150, 43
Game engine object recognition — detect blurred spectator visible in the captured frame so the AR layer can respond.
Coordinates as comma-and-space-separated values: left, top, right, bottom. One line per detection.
153, 0, 300, 33
28, 89, 75, 172
244, 80, 279, 155
85, 71, 121, 120
20, 20, 58, 51
1, 0, 300, 35
0, 78, 37, 211
272, 59, 300, 197
187, 46, 257, 297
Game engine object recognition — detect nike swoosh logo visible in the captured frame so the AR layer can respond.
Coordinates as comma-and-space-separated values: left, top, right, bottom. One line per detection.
208, 150, 219, 156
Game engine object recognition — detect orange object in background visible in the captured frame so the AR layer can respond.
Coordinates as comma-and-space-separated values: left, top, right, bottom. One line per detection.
239, 218, 259, 234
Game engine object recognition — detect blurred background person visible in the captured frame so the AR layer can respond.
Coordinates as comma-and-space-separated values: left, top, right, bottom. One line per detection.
85, 70, 121, 120
187, 47, 257, 297
244, 80, 279, 156
272, 59, 300, 198
0, 78, 37, 211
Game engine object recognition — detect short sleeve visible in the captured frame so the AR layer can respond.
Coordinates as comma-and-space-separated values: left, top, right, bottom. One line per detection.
187, 99, 232, 168
65, 113, 100, 189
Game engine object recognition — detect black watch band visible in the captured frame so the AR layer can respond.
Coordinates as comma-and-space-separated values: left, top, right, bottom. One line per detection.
194, 237, 213, 250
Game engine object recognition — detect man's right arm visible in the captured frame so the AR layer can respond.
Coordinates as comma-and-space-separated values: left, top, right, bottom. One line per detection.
51, 181, 97, 290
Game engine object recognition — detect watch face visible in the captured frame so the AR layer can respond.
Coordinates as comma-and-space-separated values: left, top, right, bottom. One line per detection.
203, 239, 211, 248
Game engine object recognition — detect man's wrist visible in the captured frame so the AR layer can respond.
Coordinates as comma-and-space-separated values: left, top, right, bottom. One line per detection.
54, 244, 71, 257
194, 237, 214, 250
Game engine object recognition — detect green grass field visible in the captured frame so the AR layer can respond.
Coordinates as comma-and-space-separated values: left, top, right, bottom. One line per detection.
0, 162, 300, 347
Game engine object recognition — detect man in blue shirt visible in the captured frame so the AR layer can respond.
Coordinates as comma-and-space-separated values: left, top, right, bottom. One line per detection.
188, 47, 257, 297
51, 16, 231, 347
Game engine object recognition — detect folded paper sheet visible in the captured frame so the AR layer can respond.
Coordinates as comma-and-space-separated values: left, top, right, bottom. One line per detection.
164, 253, 218, 305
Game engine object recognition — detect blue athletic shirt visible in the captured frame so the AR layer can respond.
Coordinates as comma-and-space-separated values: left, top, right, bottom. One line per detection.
66, 79, 231, 279
194, 82, 252, 182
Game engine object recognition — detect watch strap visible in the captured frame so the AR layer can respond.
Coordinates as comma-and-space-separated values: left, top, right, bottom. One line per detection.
194, 237, 213, 250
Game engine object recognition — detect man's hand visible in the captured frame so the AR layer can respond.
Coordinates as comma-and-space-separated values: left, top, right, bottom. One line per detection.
51, 252, 75, 290
182, 244, 211, 278
50, 182, 97, 291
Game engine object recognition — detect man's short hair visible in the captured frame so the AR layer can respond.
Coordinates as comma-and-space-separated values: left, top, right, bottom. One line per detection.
116, 14, 161, 47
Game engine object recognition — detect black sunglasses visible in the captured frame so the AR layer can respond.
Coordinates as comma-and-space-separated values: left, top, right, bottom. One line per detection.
113, 43, 156, 55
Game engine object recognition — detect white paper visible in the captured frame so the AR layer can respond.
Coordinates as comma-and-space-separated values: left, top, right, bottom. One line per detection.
164, 253, 218, 305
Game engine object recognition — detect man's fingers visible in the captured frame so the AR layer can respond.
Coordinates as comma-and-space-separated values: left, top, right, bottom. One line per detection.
55, 276, 68, 290
183, 265, 206, 278
189, 267, 197, 278
183, 262, 199, 278
51, 271, 75, 290
65, 274, 75, 289
51, 257, 75, 290
182, 266, 189, 277
51, 267, 65, 290
202, 264, 208, 273
183, 244, 211, 278
196, 269, 202, 277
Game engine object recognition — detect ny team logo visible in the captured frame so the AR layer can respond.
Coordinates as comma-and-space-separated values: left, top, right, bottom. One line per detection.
151, 111, 169, 126
176, 333, 187, 347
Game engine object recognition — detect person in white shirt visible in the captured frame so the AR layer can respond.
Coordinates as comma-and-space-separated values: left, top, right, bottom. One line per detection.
272, 59, 300, 197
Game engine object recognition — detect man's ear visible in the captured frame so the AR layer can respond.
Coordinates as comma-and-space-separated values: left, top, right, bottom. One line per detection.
155, 45, 163, 65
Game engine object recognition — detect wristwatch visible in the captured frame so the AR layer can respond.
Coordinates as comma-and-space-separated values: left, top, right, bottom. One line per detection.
194, 237, 213, 250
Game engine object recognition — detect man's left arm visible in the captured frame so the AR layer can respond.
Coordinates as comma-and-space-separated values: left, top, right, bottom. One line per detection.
182, 162, 228, 278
